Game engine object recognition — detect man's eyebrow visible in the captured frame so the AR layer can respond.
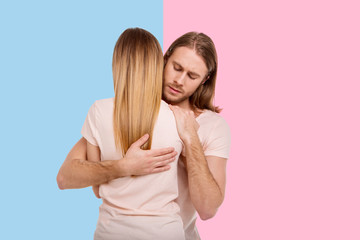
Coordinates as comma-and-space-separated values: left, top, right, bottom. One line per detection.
172, 61, 182, 67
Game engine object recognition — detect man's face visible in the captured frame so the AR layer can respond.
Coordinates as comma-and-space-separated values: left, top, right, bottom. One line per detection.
163, 46, 208, 107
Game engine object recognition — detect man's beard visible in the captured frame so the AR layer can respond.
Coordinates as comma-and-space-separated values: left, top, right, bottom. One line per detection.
162, 92, 189, 105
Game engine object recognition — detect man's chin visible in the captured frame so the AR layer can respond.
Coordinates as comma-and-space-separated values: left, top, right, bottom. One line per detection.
162, 94, 186, 105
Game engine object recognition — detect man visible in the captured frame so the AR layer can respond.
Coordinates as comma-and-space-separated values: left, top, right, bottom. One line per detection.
57, 32, 231, 240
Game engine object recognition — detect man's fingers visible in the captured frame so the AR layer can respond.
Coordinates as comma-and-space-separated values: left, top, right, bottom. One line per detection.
131, 134, 149, 148
150, 147, 176, 157
152, 165, 171, 173
154, 156, 176, 168
154, 151, 177, 162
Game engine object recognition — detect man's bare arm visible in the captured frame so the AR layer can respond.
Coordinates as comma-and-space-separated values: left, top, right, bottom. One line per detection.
56, 138, 125, 189
87, 141, 102, 198
183, 136, 227, 220
57, 134, 178, 190
170, 105, 227, 220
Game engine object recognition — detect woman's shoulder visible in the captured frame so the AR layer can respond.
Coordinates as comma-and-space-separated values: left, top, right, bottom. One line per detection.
91, 97, 114, 115
158, 100, 176, 120
160, 99, 168, 107
159, 100, 171, 112
94, 97, 114, 106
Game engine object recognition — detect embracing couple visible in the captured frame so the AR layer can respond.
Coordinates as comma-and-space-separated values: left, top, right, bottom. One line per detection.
57, 28, 231, 240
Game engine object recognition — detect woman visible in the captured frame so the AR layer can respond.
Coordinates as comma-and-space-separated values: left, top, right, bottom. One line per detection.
81, 28, 185, 240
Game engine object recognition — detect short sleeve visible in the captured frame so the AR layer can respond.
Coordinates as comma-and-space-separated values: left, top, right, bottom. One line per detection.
81, 101, 99, 146
204, 117, 231, 159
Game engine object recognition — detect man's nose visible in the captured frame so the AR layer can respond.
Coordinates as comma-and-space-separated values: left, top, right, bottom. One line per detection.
174, 73, 186, 85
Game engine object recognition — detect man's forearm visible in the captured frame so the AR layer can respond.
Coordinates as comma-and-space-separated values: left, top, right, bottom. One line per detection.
57, 136, 177, 190
184, 133, 224, 220
57, 158, 127, 189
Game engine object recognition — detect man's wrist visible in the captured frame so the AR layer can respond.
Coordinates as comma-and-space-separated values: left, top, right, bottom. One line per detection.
114, 158, 130, 178
182, 131, 199, 146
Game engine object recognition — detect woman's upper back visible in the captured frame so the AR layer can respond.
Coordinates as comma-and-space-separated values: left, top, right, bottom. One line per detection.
81, 98, 182, 215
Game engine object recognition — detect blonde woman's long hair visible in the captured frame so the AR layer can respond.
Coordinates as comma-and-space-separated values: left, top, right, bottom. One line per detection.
112, 28, 163, 155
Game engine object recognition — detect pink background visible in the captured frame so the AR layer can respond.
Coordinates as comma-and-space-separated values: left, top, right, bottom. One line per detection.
164, 0, 360, 239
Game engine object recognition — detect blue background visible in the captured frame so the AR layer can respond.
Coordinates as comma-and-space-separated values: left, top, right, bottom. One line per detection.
0, 1, 163, 239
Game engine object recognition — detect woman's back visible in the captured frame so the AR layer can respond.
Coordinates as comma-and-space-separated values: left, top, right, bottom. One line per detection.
81, 98, 182, 215
81, 27, 185, 240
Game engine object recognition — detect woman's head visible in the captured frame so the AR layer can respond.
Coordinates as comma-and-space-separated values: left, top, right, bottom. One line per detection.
113, 28, 163, 154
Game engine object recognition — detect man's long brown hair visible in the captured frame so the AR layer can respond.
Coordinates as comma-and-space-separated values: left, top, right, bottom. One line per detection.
113, 28, 163, 155
164, 32, 221, 113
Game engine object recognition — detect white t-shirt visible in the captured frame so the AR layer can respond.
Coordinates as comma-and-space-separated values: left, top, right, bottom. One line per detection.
81, 98, 183, 215
176, 109, 231, 240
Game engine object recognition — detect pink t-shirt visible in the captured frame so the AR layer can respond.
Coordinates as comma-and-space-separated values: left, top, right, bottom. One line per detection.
176, 110, 231, 240
81, 98, 183, 216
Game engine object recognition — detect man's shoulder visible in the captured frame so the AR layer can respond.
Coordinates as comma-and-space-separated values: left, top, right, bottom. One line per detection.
198, 110, 229, 128
197, 110, 231, 158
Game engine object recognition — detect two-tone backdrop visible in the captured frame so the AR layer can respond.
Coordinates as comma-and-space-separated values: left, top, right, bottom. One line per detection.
1, 0, 359, 239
